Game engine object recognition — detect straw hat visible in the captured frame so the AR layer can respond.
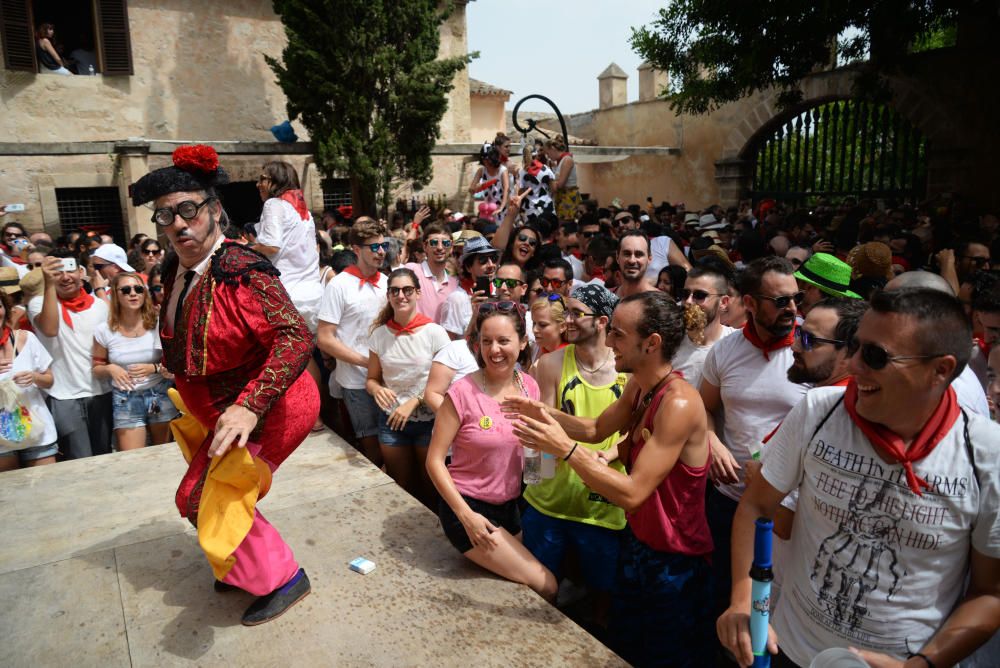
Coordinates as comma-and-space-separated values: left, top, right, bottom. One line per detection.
19, 268, 44, 300
846, 242, 894, 281
0, 267, 21, 295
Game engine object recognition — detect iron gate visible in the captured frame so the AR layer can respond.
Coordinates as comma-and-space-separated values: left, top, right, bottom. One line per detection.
749, 100, 927, 205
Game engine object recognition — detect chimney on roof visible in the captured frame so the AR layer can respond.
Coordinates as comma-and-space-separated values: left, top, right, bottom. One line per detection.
597, 62, 628, 110
638, 62, 669, 102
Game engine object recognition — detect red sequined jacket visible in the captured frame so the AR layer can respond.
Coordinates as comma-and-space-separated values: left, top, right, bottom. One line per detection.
160, 242, 314, 420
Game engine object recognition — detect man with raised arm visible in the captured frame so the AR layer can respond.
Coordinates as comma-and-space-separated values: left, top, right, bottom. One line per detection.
507, 291, 713, 667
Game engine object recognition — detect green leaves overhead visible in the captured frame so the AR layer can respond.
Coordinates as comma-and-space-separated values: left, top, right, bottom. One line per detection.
267, 0, 474, 214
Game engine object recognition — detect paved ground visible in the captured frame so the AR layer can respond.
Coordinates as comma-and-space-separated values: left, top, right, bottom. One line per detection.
0, 430, 626, 667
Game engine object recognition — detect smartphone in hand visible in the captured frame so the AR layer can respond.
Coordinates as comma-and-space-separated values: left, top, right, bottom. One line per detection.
474, 276, 491, 296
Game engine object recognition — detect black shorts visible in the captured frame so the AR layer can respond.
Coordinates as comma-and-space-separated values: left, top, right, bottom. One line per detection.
437, 494, 522, 554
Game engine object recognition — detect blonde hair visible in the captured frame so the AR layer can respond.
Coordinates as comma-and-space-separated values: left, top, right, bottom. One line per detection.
530, 295, 567, 326
683, 302, 708, 346
544, 135, 568, 153
108, 273, 157, 332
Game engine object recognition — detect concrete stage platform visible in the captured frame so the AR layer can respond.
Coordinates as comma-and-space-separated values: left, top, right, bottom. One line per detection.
0, 430, 625, 667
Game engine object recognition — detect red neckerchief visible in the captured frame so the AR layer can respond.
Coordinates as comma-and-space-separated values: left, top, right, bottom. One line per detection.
589, 267, 605, 281
843, 379, 960, 496
541, 342, 569, 355
559, 152, 572, 161
278, 189, 309, 221
59, 288, 95, 330
0, 243, 26, 264
974, 335, 991, 358
742, 320, 795, 360
460, 276, 475, 294
526, 160, 543, 177
0, 326, 11, 347
499, 154, 508, 164
343, 265, 381, 290
475, 178, 498, 193
386, 313, 432, 336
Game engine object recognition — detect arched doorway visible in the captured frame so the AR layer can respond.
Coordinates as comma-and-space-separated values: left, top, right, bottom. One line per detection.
745, 99, 928, 206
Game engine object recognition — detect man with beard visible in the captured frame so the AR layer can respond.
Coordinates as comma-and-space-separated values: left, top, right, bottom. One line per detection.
672, 264, 737, 389
614, 231, 657, 298
405, 223, 458, 323
439, 236, 499, 340
699, 257, 809, 618
524, 284, 626, 630
507, 291, 713, 667
130, 145, 318, 625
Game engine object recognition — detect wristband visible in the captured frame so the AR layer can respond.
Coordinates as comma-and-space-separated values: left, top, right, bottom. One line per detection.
563, 442, 578, 461
909, 653, 935, 668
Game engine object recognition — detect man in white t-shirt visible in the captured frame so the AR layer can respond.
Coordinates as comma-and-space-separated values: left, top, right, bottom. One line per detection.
719, 288, 1000, 668
317, 218, 388, 466
439, 236, 498, 340
699, 256, 809, 616
29, 249, 112, 458
672, 264, 737, 389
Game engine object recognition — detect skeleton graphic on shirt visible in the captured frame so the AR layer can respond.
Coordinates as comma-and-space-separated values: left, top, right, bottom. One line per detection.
810, 477, 905, 630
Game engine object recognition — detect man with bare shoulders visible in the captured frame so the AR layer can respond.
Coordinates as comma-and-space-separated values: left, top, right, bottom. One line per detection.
508, 291, 714, 667
614, 231, 658, 298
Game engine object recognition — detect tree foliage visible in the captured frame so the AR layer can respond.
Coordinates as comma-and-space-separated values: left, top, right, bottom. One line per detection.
630, 1, 970, 115
266, 0, 474, 215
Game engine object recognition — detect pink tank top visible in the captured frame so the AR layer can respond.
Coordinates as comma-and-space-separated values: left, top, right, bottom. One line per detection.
627, 377, 714, 557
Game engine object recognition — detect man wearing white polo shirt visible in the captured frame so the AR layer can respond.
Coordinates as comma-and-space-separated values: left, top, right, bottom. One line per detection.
317, 217, 388, 466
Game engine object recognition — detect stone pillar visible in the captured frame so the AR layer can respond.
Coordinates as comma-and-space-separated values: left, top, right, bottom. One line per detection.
638, 62, 669, 102
114, 141, 155, 239
597, 63, 628, 110
714, 158, 751, 207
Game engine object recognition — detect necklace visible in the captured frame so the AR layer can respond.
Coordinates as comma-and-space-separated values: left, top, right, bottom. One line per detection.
575, 348, 613, 375
478, 369, 524, 397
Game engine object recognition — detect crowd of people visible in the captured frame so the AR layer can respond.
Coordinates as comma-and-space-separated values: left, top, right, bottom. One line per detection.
1, 136, 999, 665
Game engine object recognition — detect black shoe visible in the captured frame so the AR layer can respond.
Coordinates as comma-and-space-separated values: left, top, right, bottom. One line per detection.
241, 569, 311, 626
214, 579, 241, 593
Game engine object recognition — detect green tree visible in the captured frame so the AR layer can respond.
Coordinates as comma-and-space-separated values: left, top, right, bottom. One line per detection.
630, 1, 990, 114
267, 1, 474, 215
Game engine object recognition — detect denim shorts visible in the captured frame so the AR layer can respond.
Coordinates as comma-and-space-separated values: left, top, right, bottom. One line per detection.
342, 388, 380, 439
377, 410, 434, 447
0, 442, 58, 464
521, 505, 622, 592
112, 379, 180, 429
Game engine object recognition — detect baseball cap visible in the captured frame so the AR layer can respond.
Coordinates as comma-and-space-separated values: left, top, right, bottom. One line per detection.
92, 244, 135, 272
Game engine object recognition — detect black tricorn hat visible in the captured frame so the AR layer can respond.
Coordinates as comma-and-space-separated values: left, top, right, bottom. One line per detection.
129, 145, 229, 206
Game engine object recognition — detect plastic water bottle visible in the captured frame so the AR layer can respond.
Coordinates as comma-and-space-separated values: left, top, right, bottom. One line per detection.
523, 447, 541, 484
88, 65, 95, 76
540, 452, 556, 479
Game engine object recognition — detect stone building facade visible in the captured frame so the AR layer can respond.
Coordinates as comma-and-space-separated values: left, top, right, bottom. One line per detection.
0, 0, 476, 239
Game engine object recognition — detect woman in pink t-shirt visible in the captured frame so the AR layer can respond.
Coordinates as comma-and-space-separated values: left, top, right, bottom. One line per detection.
426, 302, 557, 602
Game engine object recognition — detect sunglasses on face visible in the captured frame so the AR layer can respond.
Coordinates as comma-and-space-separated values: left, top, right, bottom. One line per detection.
565, 307, 596, 320
581, 230, 599, 239
492, 278, 524, 290
963, 255, 990, 268
795, 328, 844, 351
427, 238, 453, 248
851, 338, 944, 370
516, 233, 538, 248
388, 285, 416, 297
365, 242, 391, 253
755, 291, 805, 309
142, 248, 162, 255
540, 277, 566, 289
679, 288, 723, 302
5, 232, 26, 240
476, 300, 525, 319
475, 254, 498, 265
92, 262, 110, 271
150, 285, 163, 293
30, 262, 43, 269
151, 197, 216, 227
118, 285, 145, 296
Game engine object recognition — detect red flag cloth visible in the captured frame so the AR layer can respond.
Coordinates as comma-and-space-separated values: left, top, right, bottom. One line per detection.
386, 313, 432, 336
278, 189, 309, 221
843, 379, 960, 496
59, 288, 95, 330
343, 265, 380, 290
742, 320, 795, 360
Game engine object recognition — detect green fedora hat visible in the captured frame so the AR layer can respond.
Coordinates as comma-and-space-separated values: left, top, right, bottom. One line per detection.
794, 253, 862, 299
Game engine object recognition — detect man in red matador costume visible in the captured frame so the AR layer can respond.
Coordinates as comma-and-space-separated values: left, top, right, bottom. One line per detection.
129, 145, 319, 625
